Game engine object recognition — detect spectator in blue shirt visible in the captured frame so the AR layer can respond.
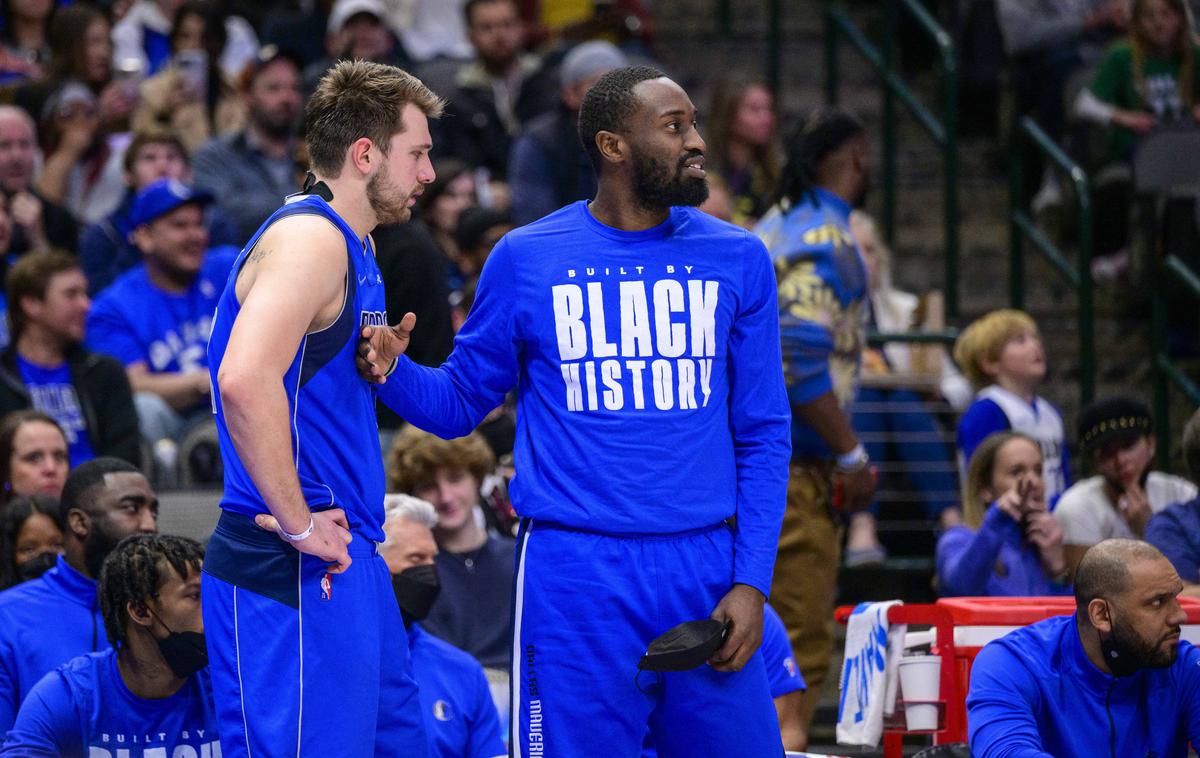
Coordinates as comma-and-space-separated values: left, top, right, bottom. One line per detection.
938, 430, 1070, 597
3, 533, 217, 757
378, 494, 506, 758
0, 252, 140, 467
0, 457, 158, 735
1147, 408, 1200, 593
954, 309, 1071, 503
86, 179, 236, 457
79, 128, 239, 297
967, 539, 1200, 758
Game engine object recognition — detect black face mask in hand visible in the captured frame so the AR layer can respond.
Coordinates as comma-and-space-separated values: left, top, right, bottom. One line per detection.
16, 551, 58, 582
392, 564, 441, 627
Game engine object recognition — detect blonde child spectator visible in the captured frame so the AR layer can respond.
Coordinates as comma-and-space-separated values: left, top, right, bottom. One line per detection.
954, 309, 1072, 503
937, 430, 1070, 596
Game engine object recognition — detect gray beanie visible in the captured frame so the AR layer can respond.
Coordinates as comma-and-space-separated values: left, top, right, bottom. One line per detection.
560, 40, 628, 87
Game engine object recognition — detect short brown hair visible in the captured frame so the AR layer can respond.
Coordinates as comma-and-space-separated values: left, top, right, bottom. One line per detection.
305, 60, 444, 178
387, 426, 495, 494
952, 309, 1039, 390
122, 129, 188, 176
6, 251, 82, 340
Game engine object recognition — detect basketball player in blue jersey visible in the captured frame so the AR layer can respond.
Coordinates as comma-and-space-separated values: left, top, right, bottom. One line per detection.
199, 60, 441, 757
359, 66, 792, 756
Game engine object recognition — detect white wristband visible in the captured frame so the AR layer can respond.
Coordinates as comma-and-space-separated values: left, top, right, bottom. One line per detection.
835, 443, 869, 473
279, 515, 315, 543
383, 357, 398, 378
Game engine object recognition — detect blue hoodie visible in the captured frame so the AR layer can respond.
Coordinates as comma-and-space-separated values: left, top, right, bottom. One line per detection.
0, 556, 104, 735
967, 614, 1200, 758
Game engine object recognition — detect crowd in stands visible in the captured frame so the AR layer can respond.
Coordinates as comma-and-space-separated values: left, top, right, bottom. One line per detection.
0, 0, 1193, 755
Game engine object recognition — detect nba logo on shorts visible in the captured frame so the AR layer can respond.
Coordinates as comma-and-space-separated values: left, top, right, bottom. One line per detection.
320, 573, 332, 601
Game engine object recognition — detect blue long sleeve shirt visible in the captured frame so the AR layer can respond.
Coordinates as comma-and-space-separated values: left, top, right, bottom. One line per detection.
1, 649, 218, 756
0, 556, 104, 736
936, 505, 1072, 597
378, 201, 791, 596
409, 624, 505, 758
967, 614, 1200, 758
753, 188, 867, 460
1147, 497, 1200, 582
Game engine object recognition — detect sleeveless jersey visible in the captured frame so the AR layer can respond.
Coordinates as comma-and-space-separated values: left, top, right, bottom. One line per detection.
977, 384, 1068, 500
207, 194, 388, 542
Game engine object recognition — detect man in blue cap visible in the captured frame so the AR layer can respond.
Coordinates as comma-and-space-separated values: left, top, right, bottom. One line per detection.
86, 178, 238, 460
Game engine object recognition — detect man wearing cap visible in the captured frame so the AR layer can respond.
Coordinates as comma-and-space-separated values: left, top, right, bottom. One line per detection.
967, 539, 1200, 758
86, 179, 237, 455
80, 128, 240, 297
1056, 397, 1197, 578
193, 47, 303, 243
508, 40, 627, 225
752, 107, 877, 737
303, 0, 413, 96
437, 0, 559, 180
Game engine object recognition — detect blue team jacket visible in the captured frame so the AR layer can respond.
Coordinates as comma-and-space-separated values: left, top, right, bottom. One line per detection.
409, 624, 505, 758
0, 556, 103, 735
967, 614, 1200, 758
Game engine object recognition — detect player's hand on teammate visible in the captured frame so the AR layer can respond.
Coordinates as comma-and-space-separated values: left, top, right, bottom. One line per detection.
357, 312, 417, 384
254, 508, 354, 573
708, 583, 766, 672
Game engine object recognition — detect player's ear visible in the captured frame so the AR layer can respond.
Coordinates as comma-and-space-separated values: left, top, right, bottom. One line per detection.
349, 137, 375, 177
126, 600, 155, 631
596, 130, 624, 166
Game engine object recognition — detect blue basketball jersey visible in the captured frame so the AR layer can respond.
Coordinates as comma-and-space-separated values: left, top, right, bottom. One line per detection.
207, 194, 388, 542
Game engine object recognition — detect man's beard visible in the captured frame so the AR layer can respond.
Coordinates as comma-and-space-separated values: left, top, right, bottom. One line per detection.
1109, 612, 1179, 671
366, 163, 413, 226
83, 519, 125, 579
254, 107, 296, 140
630, 147, 709, 211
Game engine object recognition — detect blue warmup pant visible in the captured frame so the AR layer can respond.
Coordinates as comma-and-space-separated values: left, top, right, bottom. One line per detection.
201, 512, 429, 758
510, 519, 782, 757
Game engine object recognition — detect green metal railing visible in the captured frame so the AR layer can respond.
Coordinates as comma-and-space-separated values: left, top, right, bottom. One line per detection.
714, 0, 784, 94
1007, 116, 1094, 407
825, 0, 960, 320
1152, 256, 1200, 466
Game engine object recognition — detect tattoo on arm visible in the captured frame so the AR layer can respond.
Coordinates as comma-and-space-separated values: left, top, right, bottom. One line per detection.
248, 244, 271, 263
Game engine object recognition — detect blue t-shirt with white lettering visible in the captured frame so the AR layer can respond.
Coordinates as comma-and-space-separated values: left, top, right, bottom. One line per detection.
15, 356, 95, 466
86, 247, 238, 375
378, 201, 792, 597
0, 649, 219, 757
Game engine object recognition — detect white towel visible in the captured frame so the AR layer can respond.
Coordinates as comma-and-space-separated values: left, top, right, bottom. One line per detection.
836, 600, 904, 747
